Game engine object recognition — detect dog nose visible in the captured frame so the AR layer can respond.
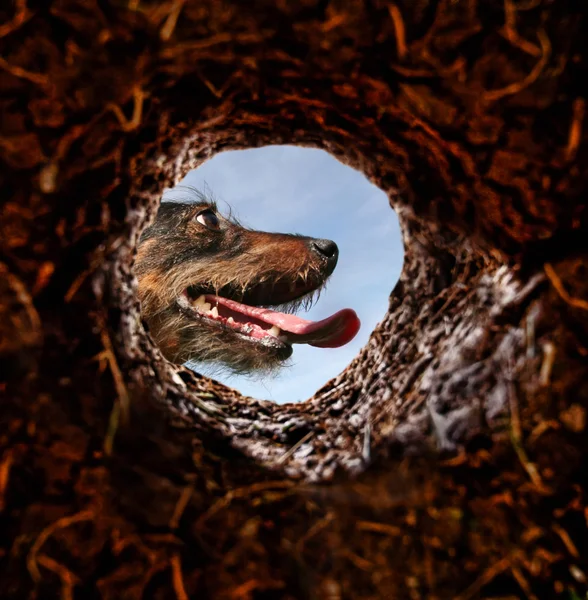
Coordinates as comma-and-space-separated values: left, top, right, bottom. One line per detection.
310, 238, 339, 262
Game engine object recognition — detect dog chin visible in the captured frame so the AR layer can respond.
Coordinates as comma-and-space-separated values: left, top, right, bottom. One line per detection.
172, 309, 293, 375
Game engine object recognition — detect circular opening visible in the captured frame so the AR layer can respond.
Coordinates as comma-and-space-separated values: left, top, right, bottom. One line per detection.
160, 145, 404, 403
117, 95, 481, 478
120, 137, 410, 477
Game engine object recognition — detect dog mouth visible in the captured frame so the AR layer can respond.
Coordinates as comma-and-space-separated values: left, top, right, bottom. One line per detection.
177, 284, 360, 351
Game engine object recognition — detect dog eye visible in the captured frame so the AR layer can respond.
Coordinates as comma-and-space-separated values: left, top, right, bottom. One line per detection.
195, 209, 220, 231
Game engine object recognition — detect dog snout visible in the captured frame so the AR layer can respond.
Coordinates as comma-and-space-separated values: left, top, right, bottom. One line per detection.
309, 238, 339, 269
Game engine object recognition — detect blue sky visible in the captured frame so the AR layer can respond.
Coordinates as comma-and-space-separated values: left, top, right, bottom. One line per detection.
177, 146, 403, 403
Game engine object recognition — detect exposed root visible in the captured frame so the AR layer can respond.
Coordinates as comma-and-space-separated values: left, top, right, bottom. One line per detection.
277, 431, 314, 465
500, 0, 541, 57
340, 548, 373, 571
356, 520, 403, 538
321, 13, 347, 33
539, 341, 556, 387
27, 510, 95, 582
195, 481, 294, 529
295, 513, 334, 553
456, 557, 511, 600
527, 419, 559, 445
483, 29, 550, 102
511, 565, 539, 600
0, 0, 32, 39
565, 98, 585, 162
95, 315, 131, 455
230, 578, 285, 598
36, 554, 80, 600
107, 88, 146, 132
552, 524, 580, 559
545, 263, 588, 311
0, 55, 49, 88
388, 4, 407, 60
160, 0, 186, 42
64, 262, 99, 302
170, 554, 190, 600
104, 401, 122, 457
159, 33, 234, 59
0, 449, 13, 512
507, 368, 548, 493
111, 531, 157, 562
136, 559, 171, 598
169, 481, 195, 529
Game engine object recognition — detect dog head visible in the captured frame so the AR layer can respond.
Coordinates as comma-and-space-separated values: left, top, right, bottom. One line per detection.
135, 187, 360, 373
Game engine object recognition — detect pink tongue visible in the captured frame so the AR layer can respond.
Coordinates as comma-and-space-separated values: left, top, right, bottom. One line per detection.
206, 296, 360, 348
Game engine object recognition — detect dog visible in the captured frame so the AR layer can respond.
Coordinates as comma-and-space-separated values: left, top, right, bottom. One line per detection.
135, 186, 360, 374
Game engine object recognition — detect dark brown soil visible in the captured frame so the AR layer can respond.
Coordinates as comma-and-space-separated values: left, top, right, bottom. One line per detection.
1, 1, 588, 598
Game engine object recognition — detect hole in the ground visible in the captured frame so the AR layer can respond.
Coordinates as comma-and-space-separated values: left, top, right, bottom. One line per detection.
135, 145, 403, 404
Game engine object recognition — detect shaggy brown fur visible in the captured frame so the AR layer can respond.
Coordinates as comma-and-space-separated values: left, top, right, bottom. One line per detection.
135, 187, 340, 373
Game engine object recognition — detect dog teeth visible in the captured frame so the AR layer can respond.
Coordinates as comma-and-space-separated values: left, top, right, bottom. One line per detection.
192, 295, 218, 317
193, 295, 206, 307
268, 325, 281, 337
227, 316, 235, 324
